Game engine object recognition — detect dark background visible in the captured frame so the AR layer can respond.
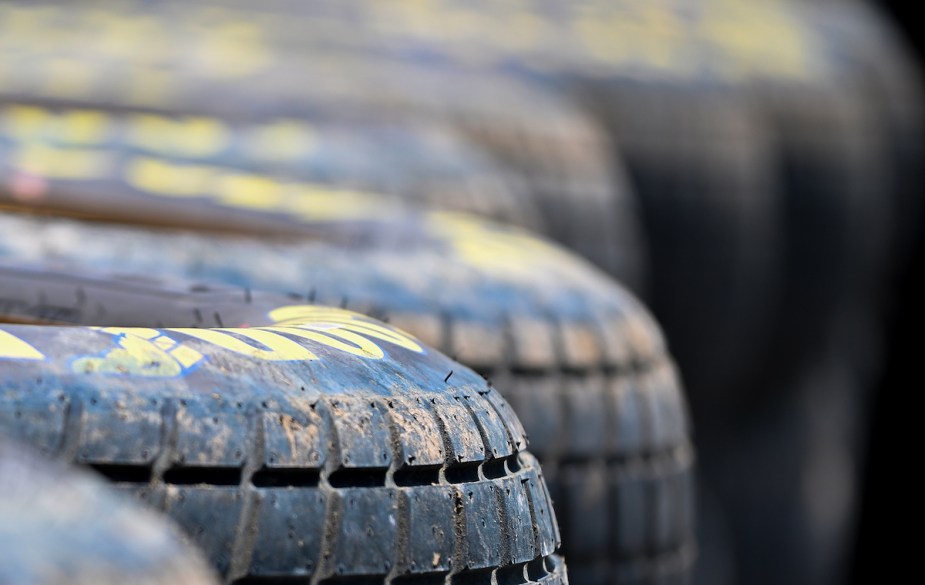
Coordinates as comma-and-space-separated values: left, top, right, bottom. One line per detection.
853, 1, 922, 582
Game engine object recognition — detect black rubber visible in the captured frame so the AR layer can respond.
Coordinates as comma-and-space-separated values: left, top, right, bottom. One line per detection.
0, 438, 219, 585
0, 308, 567, 584
808, 0, 924, 265
699, 349, 868, 585
0, 212, 696, 585
584, 83, 780, 417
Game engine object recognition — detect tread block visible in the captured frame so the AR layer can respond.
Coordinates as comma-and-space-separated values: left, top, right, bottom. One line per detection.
609, 378, 647, 457
78, 395, 160, 465
559, 322, 604, 370
404, 485, 456, 574
598, 315, 634, 366
560, 462, 609, 559
563, 376, 608, 458
175, 400, 247, 467
331, 487, 399, 576
328, 397, 392, 468
165, 485, 243, 575
678, 464, 695, 548
429, 395, 485, 464
508, 317, 555, 370
458, 482, 503, 569
646, 365, 689, 450
497, 476, 536, 565
249, 487, 326, 577
611, 464, 649, 559
450, 320, 505, 371
462, 395, 512, 459
522, 467, 558, 558
482, 389, 527, 454
262, 409, 326, 469
652, 468, 682, 553
387, 396, 446, 468
0, 395, 67, 456
623, 306, 666, 360
387, 312, 443, 350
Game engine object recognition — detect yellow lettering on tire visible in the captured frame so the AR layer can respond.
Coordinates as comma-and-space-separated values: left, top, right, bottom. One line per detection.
124, 157, 215, 197
216, 173, 284, 211
269, 306, 424, 354
74, 329, 206, 376
0, 331, 45, 360
169, 328, 319, 362
73, 334, 188, 376
3, 105, 51, 138
13, 145, 113, 180
59, 109, 111, 144
245, 120, 315, 161
264, 327, 384, 359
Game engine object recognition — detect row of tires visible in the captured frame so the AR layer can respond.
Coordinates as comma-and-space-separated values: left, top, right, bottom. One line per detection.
0, 1, 921, 584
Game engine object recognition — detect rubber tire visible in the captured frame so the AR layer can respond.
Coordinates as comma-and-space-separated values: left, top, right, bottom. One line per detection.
0, 212, 696, 585
700, 349, 868, 585
581, 82, 781, 418
736, 6, 893, 401
807, 0, 924, 266
0, 311, 567, 584
0, 438, 219, 585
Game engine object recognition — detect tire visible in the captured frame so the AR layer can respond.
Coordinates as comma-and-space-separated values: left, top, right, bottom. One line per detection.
808, 0, 924, 266
0, 438, 219, 585
582, 83, 780, 417
732, 5, 892, 399
0, 211, 696, 585
0, 309, 567, 584
700, 350, 867, 585
804, 1, 925, 387
0, 5, 647, 293
564, 0, 889, 415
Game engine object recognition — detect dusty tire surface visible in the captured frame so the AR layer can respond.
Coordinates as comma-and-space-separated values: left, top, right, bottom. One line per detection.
0, 439, 219, 585
0, 308, 566, 584
0, 211, 696, 585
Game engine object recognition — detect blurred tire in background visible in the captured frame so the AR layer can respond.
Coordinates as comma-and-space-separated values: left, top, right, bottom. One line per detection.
0, 3, 648, 293
0, 439, 219, 585
851, 0, 924, 583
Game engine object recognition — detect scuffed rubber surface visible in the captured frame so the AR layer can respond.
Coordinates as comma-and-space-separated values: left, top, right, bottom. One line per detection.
0, 308, 566, 584
0, 439, 219, 585
0, 212, 695, 584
